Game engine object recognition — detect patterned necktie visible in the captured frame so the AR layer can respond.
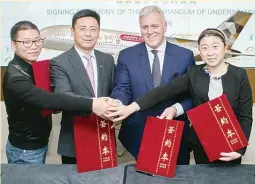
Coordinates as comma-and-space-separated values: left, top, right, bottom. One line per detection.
84, 55, 95, 92
151, 50, 161, 88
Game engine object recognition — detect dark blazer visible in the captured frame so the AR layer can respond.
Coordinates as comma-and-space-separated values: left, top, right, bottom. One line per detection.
50, 46, 115, 158
137, 63, 253, 155
2, 54, 93, 150
111, 42, 195, 158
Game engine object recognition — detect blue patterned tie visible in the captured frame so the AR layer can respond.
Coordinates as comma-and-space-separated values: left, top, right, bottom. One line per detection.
151, 50, 161, 88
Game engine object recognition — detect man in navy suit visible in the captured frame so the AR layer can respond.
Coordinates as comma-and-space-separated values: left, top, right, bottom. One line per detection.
110, 5, 195, 164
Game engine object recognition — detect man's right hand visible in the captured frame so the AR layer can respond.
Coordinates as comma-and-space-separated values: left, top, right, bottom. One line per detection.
92, 97, 110, 119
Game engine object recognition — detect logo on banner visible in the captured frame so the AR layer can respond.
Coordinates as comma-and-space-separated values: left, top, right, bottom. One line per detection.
249, 33, 255, 41
5, 57, 13, 62
5, 45, 12, 53
120, 34, 143, 42
246, 46, 255, 53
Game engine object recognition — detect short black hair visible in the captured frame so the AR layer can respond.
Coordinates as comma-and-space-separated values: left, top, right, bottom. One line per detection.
10, 21, 39, 41
72, 9, 100, 28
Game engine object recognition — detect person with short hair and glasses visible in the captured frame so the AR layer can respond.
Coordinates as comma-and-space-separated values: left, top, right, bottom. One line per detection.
3, 20, 111, 164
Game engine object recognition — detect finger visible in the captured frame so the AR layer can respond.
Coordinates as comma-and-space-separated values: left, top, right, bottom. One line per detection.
104, 110, 116, 115
108, 103, 119, 108
220, 152, 231, 157
110, 121, 122, 129
105, 111, 121, 118
99, 115, 108, 120
218, 157, 230, 162
102, 114, 113, 121
106, 107, 119, 112
159, 111, 167, 119
112, 116, 125, 122
115, 121, 122, 126
102, 97, 110, 101
107, 100, 119, 106
165, 115, 174, 120
111, 123, 116, 129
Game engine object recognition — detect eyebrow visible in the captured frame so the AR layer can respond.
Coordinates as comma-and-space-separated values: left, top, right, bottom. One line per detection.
200, 44, 207, 47
21, 36, 41, 40
212, 41, 221, 44
200, 42, 221, 46
77, 25, 98, 28
142, 24, 159, 26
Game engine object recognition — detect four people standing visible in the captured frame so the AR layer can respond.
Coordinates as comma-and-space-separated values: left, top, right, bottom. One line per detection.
2, 6, 253, 165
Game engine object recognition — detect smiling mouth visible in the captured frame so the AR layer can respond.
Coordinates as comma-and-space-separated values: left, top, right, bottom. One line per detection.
29, 52, 38, 55
147, 36, 157, 40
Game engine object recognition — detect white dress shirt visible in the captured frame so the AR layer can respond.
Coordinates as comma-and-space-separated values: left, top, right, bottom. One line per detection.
135, 40, 184, 117
208, 76, 223, 100
145, 38, 167, 74
74, 46, 98, 97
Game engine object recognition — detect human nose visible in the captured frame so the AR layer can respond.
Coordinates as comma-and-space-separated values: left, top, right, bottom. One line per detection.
207, 48, 214, 56
147, 26, 153, 35
84, 29, 91, 36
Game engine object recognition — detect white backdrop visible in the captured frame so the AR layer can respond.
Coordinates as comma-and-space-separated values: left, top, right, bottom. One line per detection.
1, 0, 255, 67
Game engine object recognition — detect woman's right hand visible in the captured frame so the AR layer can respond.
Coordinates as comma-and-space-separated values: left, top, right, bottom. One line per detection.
158, 106, 177, 120
106, 102, 138, 127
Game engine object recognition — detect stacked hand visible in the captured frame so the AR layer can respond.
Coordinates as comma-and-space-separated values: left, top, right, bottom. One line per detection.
92, 97, 136, 128
106, 101, 137, 128
92, 98, 179, 128
92, 97, 110, 119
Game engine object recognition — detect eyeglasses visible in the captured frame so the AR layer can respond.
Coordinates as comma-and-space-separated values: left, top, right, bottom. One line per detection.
13, 38, 44, 48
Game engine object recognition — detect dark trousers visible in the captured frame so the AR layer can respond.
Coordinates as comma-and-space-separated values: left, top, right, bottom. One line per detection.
61, 156, 76, 164
176, 121, 192, 165
176, 138, 192, 165
192, 143, 242, 164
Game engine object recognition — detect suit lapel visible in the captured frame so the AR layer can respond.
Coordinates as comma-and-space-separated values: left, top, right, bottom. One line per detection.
68, 47, 95, 96
139, 43, 154, 90
95, 50, 104, 97
161, 42, 173, 84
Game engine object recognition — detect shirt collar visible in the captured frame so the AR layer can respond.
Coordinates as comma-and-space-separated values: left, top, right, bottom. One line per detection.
203, 64, 229, 80
145, 39, 167, 53
74, 46, 96, 59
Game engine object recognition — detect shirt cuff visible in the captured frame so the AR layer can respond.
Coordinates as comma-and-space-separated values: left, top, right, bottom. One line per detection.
114, 99, 123, 105
171, 103, 184, 117
133, 102, 141, 111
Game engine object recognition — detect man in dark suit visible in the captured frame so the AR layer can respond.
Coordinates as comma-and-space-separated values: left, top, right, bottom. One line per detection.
50, 9, 115, 164
110, 5, 195, 164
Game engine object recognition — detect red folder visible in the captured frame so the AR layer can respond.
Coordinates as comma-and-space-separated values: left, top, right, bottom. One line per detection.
186, 94, 248, 162
73, 114, 117, 173
136, 117, 184, 178
32, 60, 53, 117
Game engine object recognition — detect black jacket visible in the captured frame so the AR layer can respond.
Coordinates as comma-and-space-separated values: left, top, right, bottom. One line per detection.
3, 54, 93, 150
137, 64, 253, 155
